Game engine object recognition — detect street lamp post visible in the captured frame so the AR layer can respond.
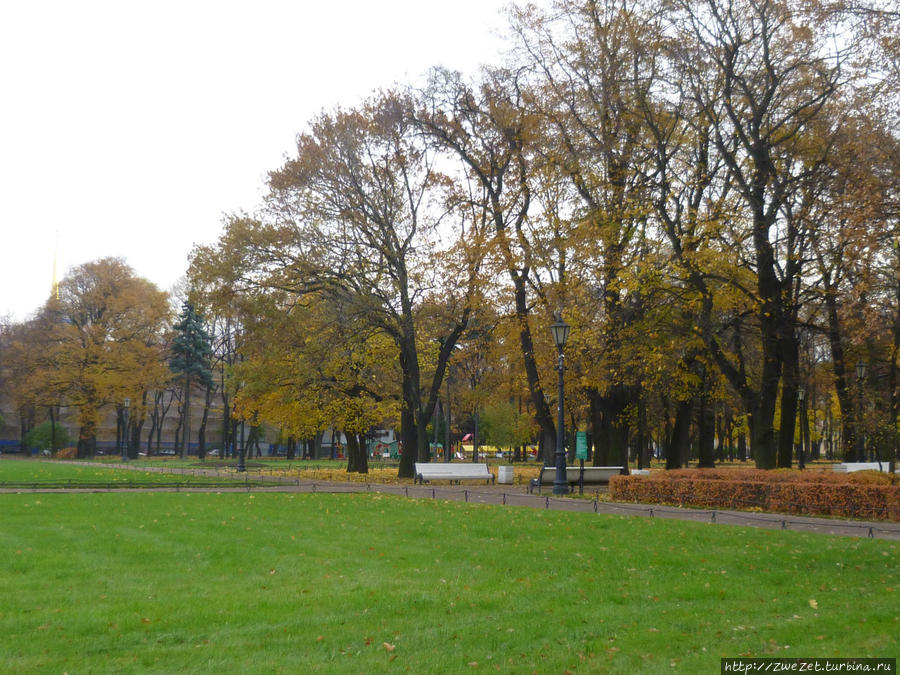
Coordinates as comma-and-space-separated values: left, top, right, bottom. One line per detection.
237, 419, 246, 472
122, 397, 130, 462
856, 360, 866, 462
796, 387, 805, 470
550, 314, 571, 496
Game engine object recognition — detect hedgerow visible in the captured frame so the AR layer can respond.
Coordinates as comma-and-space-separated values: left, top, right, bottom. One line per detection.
610, 469, 900, 521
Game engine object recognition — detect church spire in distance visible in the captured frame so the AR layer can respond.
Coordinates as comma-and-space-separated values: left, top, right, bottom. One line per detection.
51, 231, 59, 301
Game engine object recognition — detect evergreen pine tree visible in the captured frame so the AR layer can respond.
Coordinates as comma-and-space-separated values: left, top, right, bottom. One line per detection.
170, 302, 213, 459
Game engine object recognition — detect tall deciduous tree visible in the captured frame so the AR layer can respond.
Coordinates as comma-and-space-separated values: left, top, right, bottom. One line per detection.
193, 93, 483, 477
652, 0, 860, 467
50, 258, 170, 457
511, 0, 662, 470
414, 67, 568, 462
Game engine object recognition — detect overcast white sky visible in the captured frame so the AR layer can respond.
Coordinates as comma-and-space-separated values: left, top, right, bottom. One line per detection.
0, 0, 515, 321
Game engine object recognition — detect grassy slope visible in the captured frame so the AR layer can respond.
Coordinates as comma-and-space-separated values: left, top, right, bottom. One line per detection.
0, 491, 896, 673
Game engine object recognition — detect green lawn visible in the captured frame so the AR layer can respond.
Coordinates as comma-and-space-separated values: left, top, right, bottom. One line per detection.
0, 458, 260, 487
0, 490, 896, 673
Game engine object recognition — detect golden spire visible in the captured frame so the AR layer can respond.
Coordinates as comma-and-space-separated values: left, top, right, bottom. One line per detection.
52, 231, 59, 300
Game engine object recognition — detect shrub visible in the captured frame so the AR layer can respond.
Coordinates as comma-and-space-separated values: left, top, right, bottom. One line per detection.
23, 422, 73, 454
610, 469, 900, 521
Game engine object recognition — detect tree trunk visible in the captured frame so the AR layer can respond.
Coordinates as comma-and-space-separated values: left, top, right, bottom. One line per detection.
48, 407, 58, 455
155, 412, 165, 455
77, 421, 97, 459
697, 393, 716, 468
19, 408, 35, 452
197, 383, 214, 460
397, 324, 427, 476
777, 334, 800, 468
181, 374, 191, 459
515, 301, 557, 466
825, 289, 858, 461
346, 433, 369, 474
589, 391, 607, 466
398, 374, 418, 478
635, 394, 649, 470
472, 411, 480, 463
667, 399, 694, 470
590, 386, 632, 472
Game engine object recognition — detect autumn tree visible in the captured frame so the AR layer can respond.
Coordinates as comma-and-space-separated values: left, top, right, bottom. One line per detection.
227, 287, 399, 473
634, 0, 872, 467
45, 258, 170, 457
188, 240, 252, 460
413, 67, 571, 462
0, 311, 68, 450
190, 94, 483, 478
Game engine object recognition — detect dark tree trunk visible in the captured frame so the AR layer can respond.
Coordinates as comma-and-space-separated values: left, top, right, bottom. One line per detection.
129, 421, 140, 459
590, 386, 632, 471
398, 386, 418, 478
147, 414, 156, 456
823, 286, 858, 461
636, 393, 649, 470
286, 437, 296, 460
667, 399, 694, 470
19, 409, 35, 453
197, 383, 214, 460
589, 391, 607, 466
346, 433, 369, 474
509, 280, 556, 466
777, 334, 800, 468
181, 374, 193, 459
77, 421, 97, 459
697, 393, 716, 468
222, 390, 232, 458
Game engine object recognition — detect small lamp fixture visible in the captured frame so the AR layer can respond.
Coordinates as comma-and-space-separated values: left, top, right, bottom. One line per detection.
797, 387, 805, 403
550, 314, 570, 351
856, 360, 866, 381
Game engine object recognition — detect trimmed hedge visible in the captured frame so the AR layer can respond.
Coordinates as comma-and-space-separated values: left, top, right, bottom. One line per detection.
609, 469, 900, 521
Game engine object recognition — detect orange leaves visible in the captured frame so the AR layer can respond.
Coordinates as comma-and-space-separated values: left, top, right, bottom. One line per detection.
610, 470, 900, 521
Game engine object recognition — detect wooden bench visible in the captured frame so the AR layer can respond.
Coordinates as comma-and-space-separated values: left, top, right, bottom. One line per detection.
528, 465, 624, 494
414, 462, 495, 485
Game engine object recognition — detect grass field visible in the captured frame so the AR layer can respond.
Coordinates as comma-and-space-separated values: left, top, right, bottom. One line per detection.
0, 458, 265, 488
0, 488, 896, 673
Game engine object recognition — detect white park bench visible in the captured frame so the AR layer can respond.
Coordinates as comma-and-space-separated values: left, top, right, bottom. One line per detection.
528, 466, 624, 494
414, 462, 495, 485
833, 462, 897, 473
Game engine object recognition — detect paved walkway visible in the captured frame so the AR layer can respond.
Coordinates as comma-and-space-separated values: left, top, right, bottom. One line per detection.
8, 460, 900, 541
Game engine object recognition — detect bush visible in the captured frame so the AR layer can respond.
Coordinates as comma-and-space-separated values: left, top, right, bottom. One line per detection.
23, 422, 73, 454
610, 469, 900, 521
